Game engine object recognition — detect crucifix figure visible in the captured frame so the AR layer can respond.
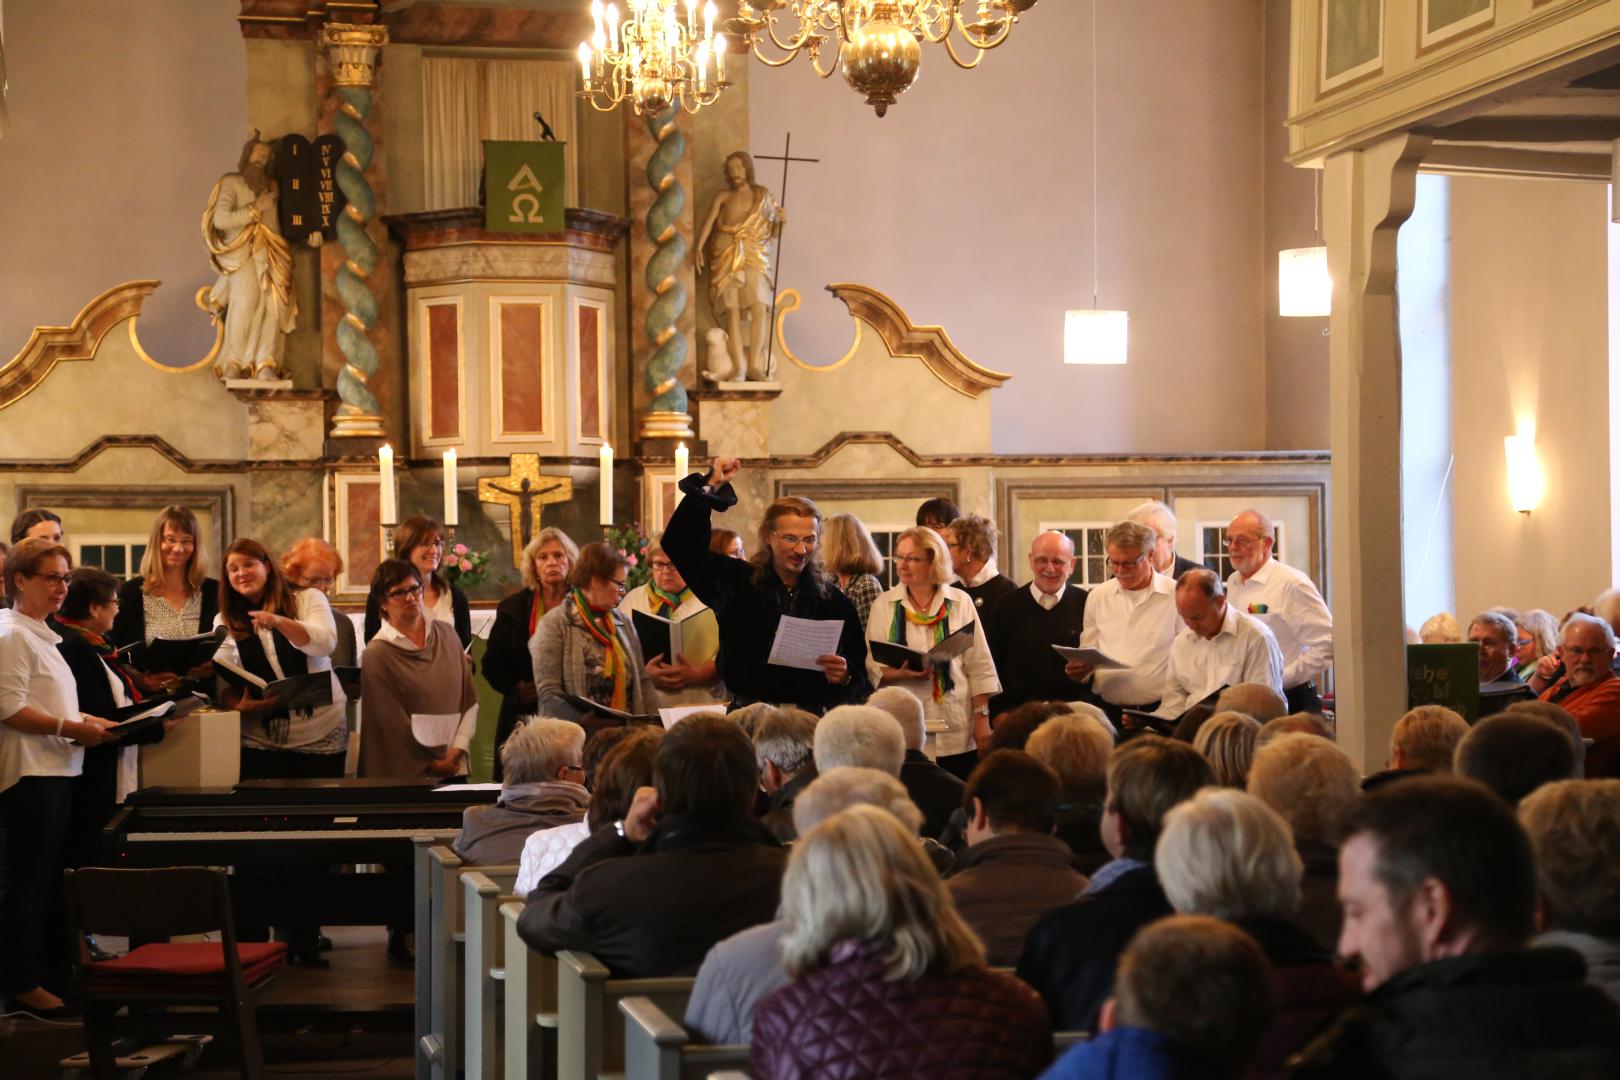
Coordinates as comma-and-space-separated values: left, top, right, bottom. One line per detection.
477, 454, 575, 568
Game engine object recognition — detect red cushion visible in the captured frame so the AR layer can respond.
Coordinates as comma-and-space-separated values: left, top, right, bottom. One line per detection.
86, 941, 288, 977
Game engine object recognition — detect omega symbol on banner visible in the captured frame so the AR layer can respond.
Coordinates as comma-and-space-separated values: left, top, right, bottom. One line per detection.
507, 163, 545, 224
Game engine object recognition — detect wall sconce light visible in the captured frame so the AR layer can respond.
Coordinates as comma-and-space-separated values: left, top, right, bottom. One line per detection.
1504, 432, 1543, 514
1064, 309, 1129, 365
1278, 246, 1332, 317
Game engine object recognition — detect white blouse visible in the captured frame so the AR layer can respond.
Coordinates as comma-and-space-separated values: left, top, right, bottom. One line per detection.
214, 588, 346, 751
0, 609, 84, 793
865, 584, 1001, 759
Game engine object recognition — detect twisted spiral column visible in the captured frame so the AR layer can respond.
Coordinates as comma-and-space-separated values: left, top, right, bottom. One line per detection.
637, 106, 694, 441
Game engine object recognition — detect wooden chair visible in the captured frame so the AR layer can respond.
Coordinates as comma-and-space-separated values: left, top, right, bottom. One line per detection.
502, 901, 560, 1080
620, 996, 749, 1080
461, 867, 520, 1079
64, 866, 287, 1080
556, 951, 695, 1080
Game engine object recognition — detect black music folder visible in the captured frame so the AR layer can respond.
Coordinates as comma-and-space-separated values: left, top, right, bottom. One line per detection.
870, 623, 976, 672
135, 627, 227, 674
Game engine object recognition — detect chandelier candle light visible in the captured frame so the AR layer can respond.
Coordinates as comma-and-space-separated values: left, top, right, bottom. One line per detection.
579, 0, 730, 115
734, 0, 1041, 117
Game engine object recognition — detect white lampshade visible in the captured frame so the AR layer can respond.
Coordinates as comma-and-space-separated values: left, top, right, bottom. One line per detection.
1504, 433, 1543, 514
1278, 246, 1331, 317
1064, 309, 1129, 365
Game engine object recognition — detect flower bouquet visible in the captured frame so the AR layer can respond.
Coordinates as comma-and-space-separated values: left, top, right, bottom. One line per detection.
605, 523, 652, 592
441, 541, 490, 590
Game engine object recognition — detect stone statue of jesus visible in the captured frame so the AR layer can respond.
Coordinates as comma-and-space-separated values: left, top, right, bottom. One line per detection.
203, 134, 299, 381
696, 150, 786, 382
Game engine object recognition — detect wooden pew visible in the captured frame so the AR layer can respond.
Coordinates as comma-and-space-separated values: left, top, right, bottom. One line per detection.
502, 901, 560, 1079
414, 837, 439, 1080
620, 996, 748, 1080
556, 951, 695, 1080
462, 868, 521, 1079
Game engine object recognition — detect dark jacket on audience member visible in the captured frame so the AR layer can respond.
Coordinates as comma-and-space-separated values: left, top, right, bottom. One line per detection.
900, 748, 966, 840
1295, 838, 1343, 954
1041, 1026, 1223, 1080
1056, 801, 1111, 876
363, 582, 472, 648
482, 586, 544, 780
1016, 863, 1173, 1033
664, 474, 871, 713
759, 766, 817, 843
517, 812, 786, 977
1291, 946, 1620, 1079
1236, 915, 1361, 1080
985, 583, 1089, 716
111, 576, 220, 651
453, 779, 590, 865
945, 832, 1089, 967
750, 940, 1053, 1080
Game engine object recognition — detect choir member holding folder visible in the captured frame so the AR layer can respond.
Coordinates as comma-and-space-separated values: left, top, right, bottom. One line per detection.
358, 558, 476, 780
865, 527, 1001, 779
485, 527, 578, 780
113, 506, 219, 689
213, 538, 347, 780
664, 457, 869, 714
619, 538, 723, 709
531, 542, 651, 731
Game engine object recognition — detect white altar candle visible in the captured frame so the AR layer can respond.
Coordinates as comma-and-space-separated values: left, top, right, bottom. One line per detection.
674, 442, 689, 481
599, 444, 614, 526
442, 449, 458, 527
378, 444, 397, 525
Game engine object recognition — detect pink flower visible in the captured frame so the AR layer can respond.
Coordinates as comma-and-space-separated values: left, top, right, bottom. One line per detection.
639, 544, 648, 553
626, 554, 638, 567
459, 558, 472, 571
453, 543, 468, 556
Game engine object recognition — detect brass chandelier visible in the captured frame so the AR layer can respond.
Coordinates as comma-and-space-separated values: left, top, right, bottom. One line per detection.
733, 0, 1041, 117
579, 0, 731, 116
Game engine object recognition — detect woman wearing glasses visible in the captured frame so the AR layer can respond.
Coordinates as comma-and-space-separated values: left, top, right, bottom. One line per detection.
618, 537, 723, 709
531, 542, 650, 732
114, 506, 220, 689
361, 515, 472, 648
0, 538, 117, 1017
865, 527, 1001, 780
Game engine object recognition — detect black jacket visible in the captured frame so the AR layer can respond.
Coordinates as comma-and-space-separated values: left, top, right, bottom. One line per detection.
363, 581, 471, 648
483, 587, 540, 779
111, 576, 220, 653
1016, 863, 1173, 1032
1292, 946, 1620, 1079
760, 766, 818, 842
664, 474, 870, 712
900, 748, 966, 840
518, 812, 787, 977
985, 582, 1089, 716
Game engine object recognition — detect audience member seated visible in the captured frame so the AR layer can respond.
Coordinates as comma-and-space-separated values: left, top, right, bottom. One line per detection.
1213, 682, 1287, 724
1254, 711, 1332, 749
1505, 699, 1586, 776
1530, 612, 1620, 776
1418, 611, 1461, 643
518, 714, 784, 976
1158, 570, 1284, 729
685, 768, 924, 1045
813, 703, 906, 776
1513, 608, 1559, 682
944, 750, 1088, 966
753, 705, 819, 841
455, 716, 588, 865
1247, 733, 1360, 951
1025, 708, 1114, 872
1454, 712, 1577, 806
1518, 779, 1620, 1004
985, 531, 1089, 716
987, 699, 1069, 751
1018, 735, 1214, 1032
751, 804, 1053, 1079
1362, 705, 1469, 791
1292, 777, 1620, 1076
871, 685, 965, 839
1192, 711, 1261, 789
514, 726, 659, 896
1041, 915, 1272, 1080
1156, 789, 1360, 1078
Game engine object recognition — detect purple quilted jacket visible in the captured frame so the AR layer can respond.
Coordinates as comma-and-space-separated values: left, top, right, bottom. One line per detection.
750, 942, 1054, 1079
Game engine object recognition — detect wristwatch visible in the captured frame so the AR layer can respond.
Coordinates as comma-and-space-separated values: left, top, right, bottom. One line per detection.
613, 819, 628, 840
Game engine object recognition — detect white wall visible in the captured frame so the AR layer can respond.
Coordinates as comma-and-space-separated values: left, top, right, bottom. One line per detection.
747, 0, 1272, 454
0, 1, 247, 365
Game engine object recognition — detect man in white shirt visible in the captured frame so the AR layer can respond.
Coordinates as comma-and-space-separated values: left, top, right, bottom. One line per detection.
1158, 569, 1284, 721
1224, 510, 1332, 714
1126, 500, 1203, 581
1070, 521, 1180, 721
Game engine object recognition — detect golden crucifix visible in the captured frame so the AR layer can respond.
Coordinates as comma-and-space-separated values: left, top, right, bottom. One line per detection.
477, 454, 575, 568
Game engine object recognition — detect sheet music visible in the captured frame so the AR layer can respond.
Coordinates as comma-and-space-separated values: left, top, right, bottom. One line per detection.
410, 712, 462, 747
1049, 645, 1125, 668
766, 616, 845, 672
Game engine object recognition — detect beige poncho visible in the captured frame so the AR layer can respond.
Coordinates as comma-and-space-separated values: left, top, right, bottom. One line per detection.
358, 619, 478, 779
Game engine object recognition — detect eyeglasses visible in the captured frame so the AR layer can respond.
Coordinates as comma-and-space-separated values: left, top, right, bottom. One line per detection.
773, 532, 817, 550
1223, 535, 1265, 551
29, 572, 72, 587
302, 575, 337, 590
387, 584, 423, 601
609, 578, 629, 593
650, 560, 676, 572
896, 554, 932, 566
1108, 555, 1147, 571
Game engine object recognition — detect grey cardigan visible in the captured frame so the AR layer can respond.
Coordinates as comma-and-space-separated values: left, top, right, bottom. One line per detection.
530, 600, 651, 721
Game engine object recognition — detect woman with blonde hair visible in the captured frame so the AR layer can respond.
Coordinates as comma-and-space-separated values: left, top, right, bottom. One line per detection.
1515, 608, 1560, 682
751, 804, 1051, 1078
866, 526, 1000, 780
361, 514, 471, 647
485, 527, 579, 778
1194, 710, 1262, 788
113, 506, 219, 686
822, 512, 884, 630
618, 537, 722, 709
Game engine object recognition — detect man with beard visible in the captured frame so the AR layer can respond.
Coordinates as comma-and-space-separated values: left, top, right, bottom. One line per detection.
204, 133, 299, 381
696, 150, 784, 381
1531, 613, 1620, 776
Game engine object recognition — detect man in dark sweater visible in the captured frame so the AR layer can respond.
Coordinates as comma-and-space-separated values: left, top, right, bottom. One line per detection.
664, 457, 870, 713
985, 530, 1089, 717
942, 513, 1018, 622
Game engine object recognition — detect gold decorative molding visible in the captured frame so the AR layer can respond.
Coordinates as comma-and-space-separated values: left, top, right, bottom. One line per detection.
128, 287, 226, 374
0, 281, 156, 412
774, 282, 1012, 398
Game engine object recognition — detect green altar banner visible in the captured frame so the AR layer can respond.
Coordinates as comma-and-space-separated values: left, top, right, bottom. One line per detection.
1407, 643, 1481, 720
483, 140, 566, 234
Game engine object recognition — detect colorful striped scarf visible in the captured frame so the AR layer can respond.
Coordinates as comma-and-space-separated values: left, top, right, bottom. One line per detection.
571, 587, 629, 711
890, 593, 955, 703
648, 582, 690, 619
